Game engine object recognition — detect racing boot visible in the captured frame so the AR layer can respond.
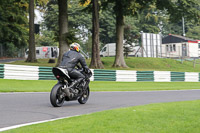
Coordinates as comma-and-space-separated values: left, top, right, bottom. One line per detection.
68, 80, 78, 90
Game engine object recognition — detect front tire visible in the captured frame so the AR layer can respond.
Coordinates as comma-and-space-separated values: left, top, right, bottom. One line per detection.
50, 83, 65, 107
78, 86, 90, 104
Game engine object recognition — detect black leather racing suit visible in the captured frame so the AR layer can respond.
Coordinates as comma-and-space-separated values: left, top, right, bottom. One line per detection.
60, 50, 89, 86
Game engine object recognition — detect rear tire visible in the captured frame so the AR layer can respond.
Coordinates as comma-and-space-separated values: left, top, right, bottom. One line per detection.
78, 87, 90, 104
50, 83, 65, 107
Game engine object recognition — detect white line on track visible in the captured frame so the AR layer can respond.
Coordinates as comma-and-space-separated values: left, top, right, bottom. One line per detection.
0, 115, 81, 132
0, 92, 48, 95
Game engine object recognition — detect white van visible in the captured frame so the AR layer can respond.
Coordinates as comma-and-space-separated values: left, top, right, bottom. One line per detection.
25, 46, 59, 59
100, 43, 116, 57
100, 43, 142, 57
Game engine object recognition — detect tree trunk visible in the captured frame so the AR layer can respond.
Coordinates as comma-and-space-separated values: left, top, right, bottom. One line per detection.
113, 4, 128, 68
89, 0, 104, 69
26, 0, 37, 62
56, 0, 69, 66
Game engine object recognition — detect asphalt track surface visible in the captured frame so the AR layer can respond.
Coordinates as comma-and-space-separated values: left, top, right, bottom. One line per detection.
0, 90, 200, 130
0, 58, 24, 63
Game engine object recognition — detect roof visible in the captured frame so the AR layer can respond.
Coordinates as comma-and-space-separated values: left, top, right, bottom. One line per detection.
162, 34, 197, 44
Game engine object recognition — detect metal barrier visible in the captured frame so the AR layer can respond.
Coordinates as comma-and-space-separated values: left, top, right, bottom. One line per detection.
137, 71, 154, 81
39, 67, 55, 80
3, 64, 39, 80
94, 69, 116, 81
0, 64, 200, 82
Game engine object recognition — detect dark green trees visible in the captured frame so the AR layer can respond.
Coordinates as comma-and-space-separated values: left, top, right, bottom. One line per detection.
0, 0, 28, 57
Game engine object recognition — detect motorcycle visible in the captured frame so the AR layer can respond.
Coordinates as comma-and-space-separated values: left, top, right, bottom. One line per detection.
50, 66, 92, 107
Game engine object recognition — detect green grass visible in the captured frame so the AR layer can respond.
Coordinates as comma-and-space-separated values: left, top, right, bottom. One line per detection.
4, 57, 200, 72
3, 100, 200, 133
1, 79, 200, 92
0, 79, 57, 92
4, 59, 57, 67
101, 57, 200, 72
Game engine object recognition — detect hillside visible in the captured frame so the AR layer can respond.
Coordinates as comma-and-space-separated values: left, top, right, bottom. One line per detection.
3, 57, 200, 72
101, 57, 200, 72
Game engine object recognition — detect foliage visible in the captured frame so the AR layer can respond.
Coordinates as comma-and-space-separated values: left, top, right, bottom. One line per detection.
43, 0, 90, 51
99, 1, 199, 44
186, 25, 200, 40
35, 31, 58, 46
101, 0, 200, 67
137, 4, 163, 34
43, 0, 91, 39
43, 0, 116, 47
36, 0, 49, 7
4, 43, 18, 57
156, 0, 200, 23
0, 0, 29, 57
123, 42, 134, 58
43, 1, 59, 35
99, 3, 116, 44
68, 0, 92, 37
42, 0, 61, 50
81, 35, 92, 56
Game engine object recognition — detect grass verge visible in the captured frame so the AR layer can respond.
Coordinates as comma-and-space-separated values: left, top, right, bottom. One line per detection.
3, 100, 200, 133
1, 79, 200, 92
4, 57, 200, 72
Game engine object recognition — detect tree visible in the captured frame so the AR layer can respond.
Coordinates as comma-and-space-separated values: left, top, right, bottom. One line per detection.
89, 0, 104, 68
137, 4, 165, 34
0, 0, 28, 57
43, 0, 116, 56
79, 0, 104, 68
43, 0, 59, 33
43, 0, 92, 55
26, 0, 37, 62
105, 0, 200, 68
56, 0, 69, 66
35, 30, 58, 46
103, 0, 145, 68
108, 0, 143, 68
26, 0, 48, 62
99, 3, 116, 44
112, 0, 128, 67
186, 25, 200, 40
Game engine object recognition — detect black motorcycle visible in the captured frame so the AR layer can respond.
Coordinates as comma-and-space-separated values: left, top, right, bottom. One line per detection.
50, 66, 92, 107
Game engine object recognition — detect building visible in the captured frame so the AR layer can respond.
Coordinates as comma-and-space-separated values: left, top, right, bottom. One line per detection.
161, 34, 198, 58
198, 40, 200, 56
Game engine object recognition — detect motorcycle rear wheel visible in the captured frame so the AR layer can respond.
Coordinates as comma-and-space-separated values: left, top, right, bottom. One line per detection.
50, 83, 65, 107
78, 86, 90, 104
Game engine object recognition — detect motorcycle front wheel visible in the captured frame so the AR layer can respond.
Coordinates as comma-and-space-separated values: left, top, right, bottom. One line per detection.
50, 83, 65, 107
78, 86, 90, 104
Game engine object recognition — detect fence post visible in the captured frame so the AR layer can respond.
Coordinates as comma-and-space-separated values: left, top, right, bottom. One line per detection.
193, 58, 196, 68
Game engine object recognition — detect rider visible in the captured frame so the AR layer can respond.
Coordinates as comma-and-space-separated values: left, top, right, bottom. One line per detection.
60, 42, 89, 91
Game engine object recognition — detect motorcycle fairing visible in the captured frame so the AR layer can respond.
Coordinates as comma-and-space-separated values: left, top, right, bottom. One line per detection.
52, 67, 71, 80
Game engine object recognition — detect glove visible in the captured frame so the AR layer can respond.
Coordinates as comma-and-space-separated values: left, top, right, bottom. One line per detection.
85, 68, 91, 74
